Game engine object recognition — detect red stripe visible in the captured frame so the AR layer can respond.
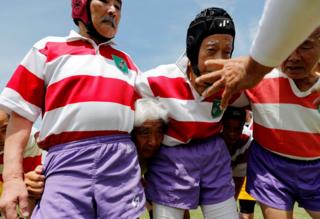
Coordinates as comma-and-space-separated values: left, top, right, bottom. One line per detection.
167, 119, 222, 143
100, 46, 138, 72
39, 41, 138, 72
148, 77, 194, 100
254, 122, 320, 158
45, 75, 139, 111
23, 155, 42, 173
7, 65, 45, 109
246, 77, 318, 109
39, 40, 95, 62
38, 130, 127, 149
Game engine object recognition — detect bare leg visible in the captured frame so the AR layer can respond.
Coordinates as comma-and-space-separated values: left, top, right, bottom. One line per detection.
305, 209, 320, 219
260, 203, 294, 219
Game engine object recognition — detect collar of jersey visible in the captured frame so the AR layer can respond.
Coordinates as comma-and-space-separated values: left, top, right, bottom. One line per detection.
67, 30, 116, 47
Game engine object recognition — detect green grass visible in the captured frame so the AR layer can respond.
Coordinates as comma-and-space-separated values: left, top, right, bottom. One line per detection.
139, 203, 311, 219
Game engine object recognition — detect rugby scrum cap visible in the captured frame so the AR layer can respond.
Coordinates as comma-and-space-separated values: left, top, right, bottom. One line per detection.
186, 7, 235, 75
72, 0, 90, 25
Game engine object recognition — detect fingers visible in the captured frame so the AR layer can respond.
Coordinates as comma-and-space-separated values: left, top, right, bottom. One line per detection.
2, 201, 19, 219
202, 78, 225, 98
34, 165, 43, 174
220, 87, 233, 109
204, 59, 227, 71
27, 187, 44, 200
196, 70, 222, 86
18, 193, 30, 218
24, 169, 45, 184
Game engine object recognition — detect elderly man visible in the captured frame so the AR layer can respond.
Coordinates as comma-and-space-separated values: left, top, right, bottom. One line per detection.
0, 1, 145, 218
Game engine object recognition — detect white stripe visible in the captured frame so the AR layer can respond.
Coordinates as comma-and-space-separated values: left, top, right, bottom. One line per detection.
163, 135, 185, 146
232, 163, 247, 177
264, 68, 284, 79
0, 88, 42, 122
45, 55, 137, 85
23, 128, 42, 158
39, 102, 134, 141
20, 48, 46, 80
160, 98, 223, 123
252, 103, 320, 133
144, 64, 186, 79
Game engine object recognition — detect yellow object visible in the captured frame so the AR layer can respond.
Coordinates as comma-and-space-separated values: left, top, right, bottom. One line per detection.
237, 177, 255, 201
0, 181, 2, 196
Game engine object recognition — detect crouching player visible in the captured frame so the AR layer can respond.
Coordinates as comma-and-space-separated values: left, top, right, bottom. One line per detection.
24, 99, 190, 219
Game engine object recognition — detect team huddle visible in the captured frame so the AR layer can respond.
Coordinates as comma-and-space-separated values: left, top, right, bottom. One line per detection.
0, 0, 319, 219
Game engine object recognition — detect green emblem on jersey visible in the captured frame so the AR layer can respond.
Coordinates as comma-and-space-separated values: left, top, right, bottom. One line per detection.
318, 105, 320, 113
112, 55, 129, 74
211, 99, 223, 118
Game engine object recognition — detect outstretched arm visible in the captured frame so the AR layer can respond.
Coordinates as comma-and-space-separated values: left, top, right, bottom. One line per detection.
0, 112, 33, 219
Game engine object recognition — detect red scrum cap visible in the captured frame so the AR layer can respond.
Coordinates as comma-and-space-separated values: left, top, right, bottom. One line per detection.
72, 0, 90, 25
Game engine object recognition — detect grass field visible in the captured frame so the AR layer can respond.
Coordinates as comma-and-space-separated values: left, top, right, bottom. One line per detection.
139, 203, 311, 219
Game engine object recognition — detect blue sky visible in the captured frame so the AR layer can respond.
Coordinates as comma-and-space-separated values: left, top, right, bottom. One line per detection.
0, 1, 264, 90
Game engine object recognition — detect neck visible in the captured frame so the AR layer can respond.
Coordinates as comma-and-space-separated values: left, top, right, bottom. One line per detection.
187, 65, 203, 95
78, 22, 110, 45
293, 73, 319, 91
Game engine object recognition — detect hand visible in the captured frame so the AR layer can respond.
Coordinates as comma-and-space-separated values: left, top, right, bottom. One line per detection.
0, 178, 30, 219
24, 165, 45, 200
196, 56, 272, 109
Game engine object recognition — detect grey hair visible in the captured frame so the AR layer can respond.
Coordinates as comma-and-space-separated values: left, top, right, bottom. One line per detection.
134, 98, 169, 127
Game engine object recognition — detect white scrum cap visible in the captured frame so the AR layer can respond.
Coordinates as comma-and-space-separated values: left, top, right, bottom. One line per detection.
134, 98, 169, 127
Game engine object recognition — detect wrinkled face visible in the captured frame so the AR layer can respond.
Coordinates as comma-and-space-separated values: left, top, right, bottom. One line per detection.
133, 120, 164, 160
282, 27, 320, 80
90, 0, 122, 39
222, 119, 244, 146
195, 34, 233, 94
0, 112, 9, 150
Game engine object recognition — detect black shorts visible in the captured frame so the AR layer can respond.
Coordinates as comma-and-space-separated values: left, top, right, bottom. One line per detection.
239, 199, 256, 214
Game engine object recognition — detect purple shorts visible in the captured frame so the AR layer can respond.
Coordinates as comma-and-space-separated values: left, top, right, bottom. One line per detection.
145, 136, 234, 209
31, 135, 145, 219
247, 141, 320, 211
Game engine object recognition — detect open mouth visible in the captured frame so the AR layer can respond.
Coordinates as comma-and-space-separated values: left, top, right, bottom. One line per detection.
285, 66, 304, 72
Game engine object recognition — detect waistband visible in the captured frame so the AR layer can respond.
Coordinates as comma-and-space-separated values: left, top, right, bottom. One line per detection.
253, 141, 320, 164
47, 134, 132, 153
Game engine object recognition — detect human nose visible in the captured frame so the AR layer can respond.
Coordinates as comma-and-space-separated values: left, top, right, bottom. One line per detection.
288, 50, 301, 62
107, 4, 116, 16
148, 135, 158, 148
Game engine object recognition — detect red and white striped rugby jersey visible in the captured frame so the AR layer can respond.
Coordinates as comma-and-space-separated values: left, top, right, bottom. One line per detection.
136, 55, 230, 146
0, 127, 42, 182
237, 68, 320, 160
0, 31, 140, 149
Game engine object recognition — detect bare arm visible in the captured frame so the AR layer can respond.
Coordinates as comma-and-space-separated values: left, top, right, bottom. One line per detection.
0, 112, 33, 219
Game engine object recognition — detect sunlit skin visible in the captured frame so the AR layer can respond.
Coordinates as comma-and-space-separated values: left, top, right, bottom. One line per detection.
79, 0, 122, 43
188, 34, 233, 95
281, 27, 320, 91
0, 111, 9, 151
132, 119, 165, 160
